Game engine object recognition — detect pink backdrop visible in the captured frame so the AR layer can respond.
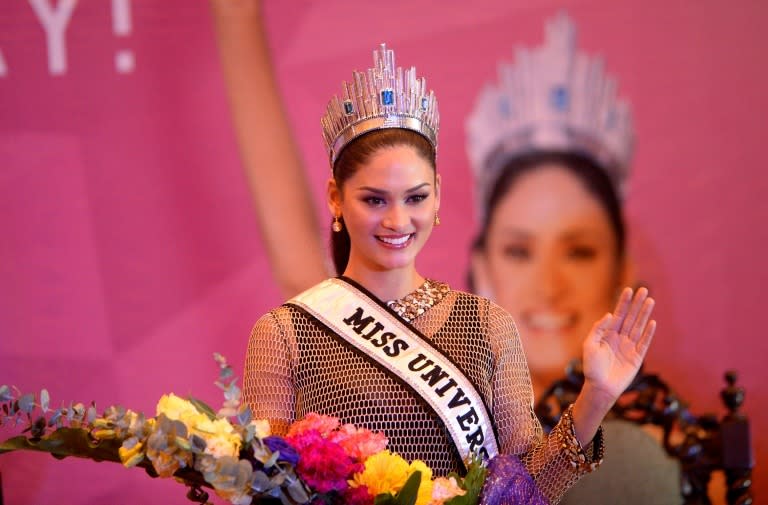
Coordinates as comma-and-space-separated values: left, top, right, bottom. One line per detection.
1, 1, 765, 503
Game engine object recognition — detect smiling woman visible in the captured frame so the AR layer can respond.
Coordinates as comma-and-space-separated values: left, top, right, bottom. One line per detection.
471, 151, 629, 397
327, 131, 440, 284
243, 42, 659, 505
465, 13, 680, 505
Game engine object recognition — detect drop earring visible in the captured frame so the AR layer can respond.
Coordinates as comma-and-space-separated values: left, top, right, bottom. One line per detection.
434, 212, 441, 226
332, 216, 343, 232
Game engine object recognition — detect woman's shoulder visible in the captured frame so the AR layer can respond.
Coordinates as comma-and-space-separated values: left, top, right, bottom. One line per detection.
433, 282, 518, 331
443, 285, 514, 319
251, 302, 303, 333
255, 277, 338, 322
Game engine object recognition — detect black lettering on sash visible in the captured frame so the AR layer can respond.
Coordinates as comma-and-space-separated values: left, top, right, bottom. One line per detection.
476, 447, 490, 460
421, 365, 449, 387
434, 378, 457, 397
384, 339, 409, 357
343, 307, 376, 336
448, 388, 471, 409
456, 407, 479, 431
408, 353, 433, 372
363, 321, 385, 340
371, 331, 394, 348
466, 426, 485, 453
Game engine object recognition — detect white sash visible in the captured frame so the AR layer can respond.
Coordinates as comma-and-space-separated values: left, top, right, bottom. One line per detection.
288, 278, 500, 464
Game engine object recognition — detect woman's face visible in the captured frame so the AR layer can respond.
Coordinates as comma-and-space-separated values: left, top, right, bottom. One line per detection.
473, 164, 626, 379
329, 144, 440, 276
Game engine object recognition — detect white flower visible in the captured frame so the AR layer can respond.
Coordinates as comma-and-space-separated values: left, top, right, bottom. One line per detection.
249, 419, 271, 438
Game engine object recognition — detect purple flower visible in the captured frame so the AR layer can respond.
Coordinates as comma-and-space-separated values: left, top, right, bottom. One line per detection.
479, 454, 549, 505
264, 435, 300, 466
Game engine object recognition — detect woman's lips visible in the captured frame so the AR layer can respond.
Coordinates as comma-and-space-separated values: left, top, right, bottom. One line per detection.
376, 233, 414, 248
524, 312, 576, 332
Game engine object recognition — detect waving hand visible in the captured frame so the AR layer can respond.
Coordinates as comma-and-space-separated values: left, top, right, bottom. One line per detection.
582, 287, 656, 402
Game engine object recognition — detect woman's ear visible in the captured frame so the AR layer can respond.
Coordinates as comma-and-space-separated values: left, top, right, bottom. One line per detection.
470, 248, 495, 300
327, 178, 341, 217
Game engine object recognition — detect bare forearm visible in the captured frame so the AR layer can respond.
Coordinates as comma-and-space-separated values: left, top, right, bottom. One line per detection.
210, 0, 327, 296
571, 380, 615, 446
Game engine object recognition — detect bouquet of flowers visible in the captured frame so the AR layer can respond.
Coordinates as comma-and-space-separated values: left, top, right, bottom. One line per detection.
0, 354, 546, 505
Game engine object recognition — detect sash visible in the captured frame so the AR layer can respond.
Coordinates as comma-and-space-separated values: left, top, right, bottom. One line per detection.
287, 277, 500, 464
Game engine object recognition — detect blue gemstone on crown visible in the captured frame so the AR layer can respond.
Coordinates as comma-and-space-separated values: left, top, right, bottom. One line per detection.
420, 96, 429, 111
550, 86, 569, 111
381, 89, 394, 106
343, 100, 354, 115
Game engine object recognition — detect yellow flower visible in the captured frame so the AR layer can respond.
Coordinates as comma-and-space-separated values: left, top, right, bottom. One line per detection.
409, 460, 434, 505
156, 394, 241, 457
350, 450, 410, 496
91, 428, 116, 440
118, 439, 144, 468
198, 418, 241, 458
157, 393, 209, 428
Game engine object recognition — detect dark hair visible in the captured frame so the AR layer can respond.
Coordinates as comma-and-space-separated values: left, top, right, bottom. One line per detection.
473, 150, 626, 257
330, 128, 436, 275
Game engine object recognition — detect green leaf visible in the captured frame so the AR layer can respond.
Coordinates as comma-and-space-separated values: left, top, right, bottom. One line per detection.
30, 416, 47, 438
251, 470, 273, 492
18, 393, 35, 413
0, 428, 122, 461
374, 494, 397, 505
40, 389, 50, 412
445, 458, 487, 505
188, 397, 217, 421
264, 450, 280, 468
48, 409, 62, 427
284, 477, 310, 503
219, 367, 234, 380
237, 406, 252, 426
0, 428, 211, 494
87, 405, 98, 424
393, 470, 421, 505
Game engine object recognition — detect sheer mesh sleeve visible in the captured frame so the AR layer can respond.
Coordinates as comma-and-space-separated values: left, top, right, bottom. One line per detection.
485, 300, 603, 504
243, 309, 296, 435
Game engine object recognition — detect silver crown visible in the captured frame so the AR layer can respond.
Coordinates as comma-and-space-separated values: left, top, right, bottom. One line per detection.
321, 43, 439, 168
466, 12, 634, 222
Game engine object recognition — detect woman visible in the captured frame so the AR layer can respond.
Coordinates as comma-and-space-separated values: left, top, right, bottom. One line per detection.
245, 43, 656, 504
469, 151, 632, 400
466, 14, 680, 505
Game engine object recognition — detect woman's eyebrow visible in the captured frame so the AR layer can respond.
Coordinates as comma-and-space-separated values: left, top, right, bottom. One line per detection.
355, 182, 431, 193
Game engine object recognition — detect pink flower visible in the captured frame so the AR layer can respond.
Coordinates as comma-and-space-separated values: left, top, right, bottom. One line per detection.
286, 412, 340, 438
342, 484, 375, 505
288, 430, 361, 494
328, 424, 388, 462
430, 476, 466, 505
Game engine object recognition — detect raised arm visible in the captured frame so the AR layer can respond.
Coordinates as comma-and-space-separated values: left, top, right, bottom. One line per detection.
209, 0, 327, 297
572, 287, 656, 445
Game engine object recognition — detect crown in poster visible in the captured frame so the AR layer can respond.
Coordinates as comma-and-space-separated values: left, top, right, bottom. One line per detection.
466, 12, 635, 220
321, 43, 440, 168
